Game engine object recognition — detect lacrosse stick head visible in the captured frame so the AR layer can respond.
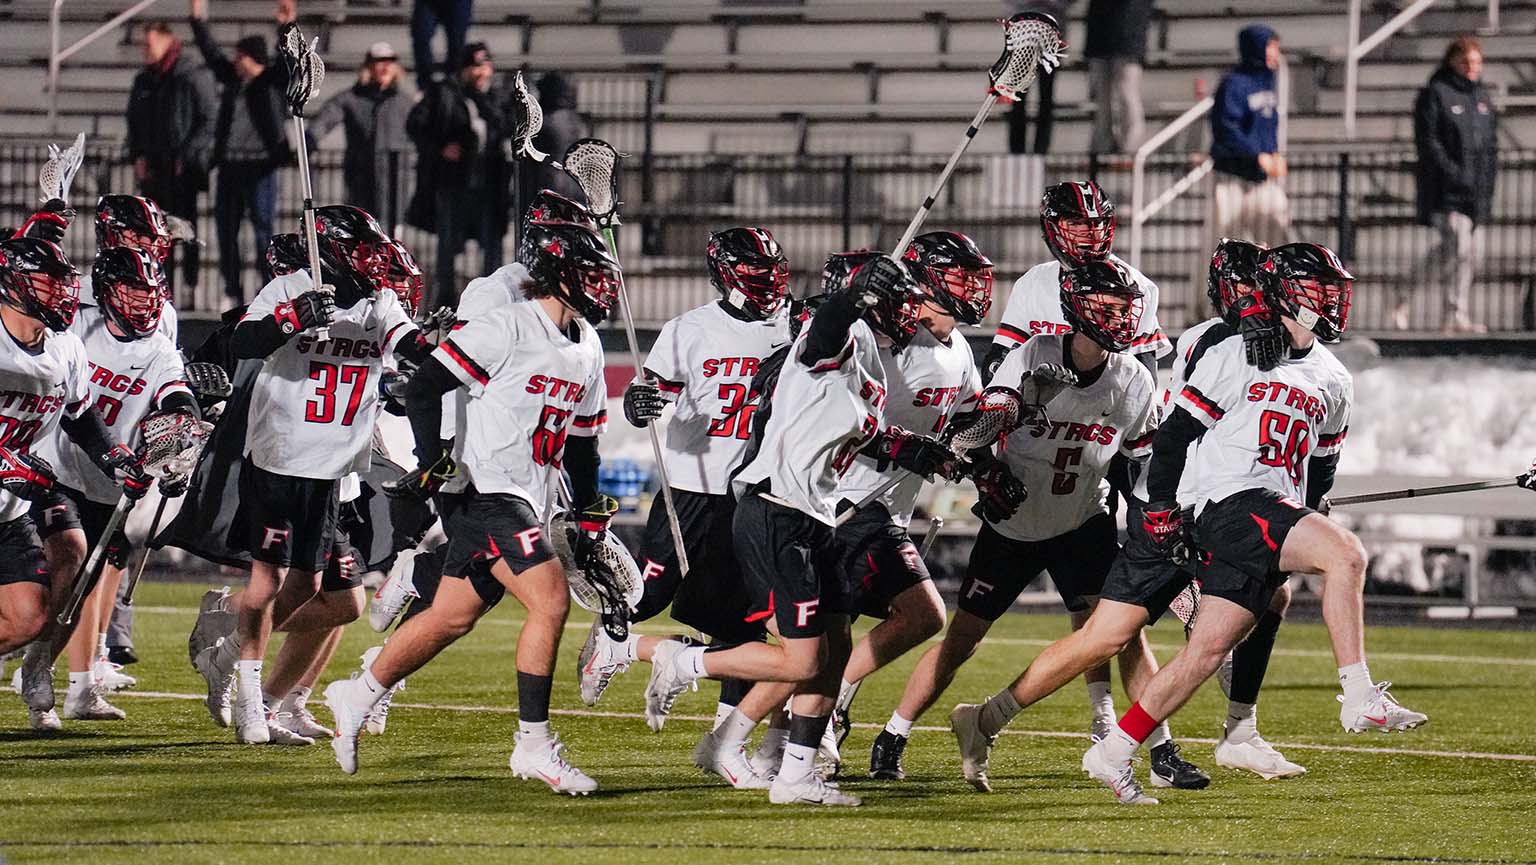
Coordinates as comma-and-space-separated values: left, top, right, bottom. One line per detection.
137, 410, 213, 482
278, 23, 325, 118
549, 517, 643, 614
508, 71, 549, 162
989, 12, 1065, 103
944, 386, 1024, 450
39, 133, 86, 205
561, 139, 624, 228
1168, 581, 1201, 634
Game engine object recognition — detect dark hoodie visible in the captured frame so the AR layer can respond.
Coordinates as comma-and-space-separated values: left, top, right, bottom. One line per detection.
1210, 24, 1279, 183
1413, 65, 1498, 225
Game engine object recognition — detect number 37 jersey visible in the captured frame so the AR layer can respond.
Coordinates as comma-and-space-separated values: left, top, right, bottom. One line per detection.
1174, 336, 1351, 514
644, 302, 789, 495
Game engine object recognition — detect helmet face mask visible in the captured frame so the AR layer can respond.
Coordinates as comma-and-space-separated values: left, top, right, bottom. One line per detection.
1059, 260, 1145, 353
96, 195, 172, 264
1040, 181, 1116, 268
1208, 238, 1267, 323
706, 228, 789, 320
380, 240, 424, 318
1283, 276, 1351, 342
0, 239, 81, 332
903, 231, 994, 324
94, 247, 165, 339
311, 205, 392, 301
1259, 242, 1354, 343
519, 220, 623, 325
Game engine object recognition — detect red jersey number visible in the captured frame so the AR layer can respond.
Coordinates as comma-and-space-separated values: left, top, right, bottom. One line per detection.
830, 413, 880, 476
305, 362, 370, 426
707, 383, 757, 441
0, 416, 43, 449
1256, 409, 1311, 486
1050, 446, 1084, 495
532, 405, 573, 467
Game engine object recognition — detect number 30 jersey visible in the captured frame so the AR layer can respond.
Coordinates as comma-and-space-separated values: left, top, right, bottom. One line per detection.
644, 301, 789, 495
1174, 335, 1351, 515
242, 272, 416, 480
989, 333, 1157, 541
434, 301, 607, 522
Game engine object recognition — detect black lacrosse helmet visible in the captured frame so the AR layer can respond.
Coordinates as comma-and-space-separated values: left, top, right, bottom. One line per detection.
0, 237, 80, 332
92, 246, 165, 339
707, 227, 790, 321
1208, 237, 1267, 325
96, 195, 172, 264
1258, 242, 1354, 344
524, 189, 595, 234
902, 230, 994, 325
380, 239, 424, 318
1040, 180, 1116, 269
265, 233, 307, 279
307, 205, 392, 305
1059, 258, 1145, 353
821, 250, 927, 352
519, 220, 623, 325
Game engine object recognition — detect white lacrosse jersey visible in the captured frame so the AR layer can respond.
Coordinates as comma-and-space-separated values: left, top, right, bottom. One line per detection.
837, 326, 980, 527
1174, 336, 1351, 515
457, 263, 532, 321
1129, 316, 1228, 505
993, 254, 1170, 358
35, 305, 190, 505
242, 273, 416, 480
435, 300, 607, 521
78, 275, 179, 347
643, 301, 790, 495
0, 329, 91, 522
734, 319, 888, 526
989, 333, 1156, 541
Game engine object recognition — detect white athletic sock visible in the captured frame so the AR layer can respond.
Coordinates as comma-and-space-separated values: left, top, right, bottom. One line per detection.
286, 685, 312, 711
518, 720, 551, 741
777, 742, 817, 784
1086, 680, 1115, 719
343, 671, 387, 712
617, 634, 640, 662
679, 646, 707, 679
1146, 722, 1172, 750
755, 725, 788, 758
235, 660, 264, 704
1100, 727, 1140, 765
67, 670, 92, 692
1225, 701, 1258, 739
712, 702, 734, 731
715, 709, 757, 748
1339, 662, 1374, 703
978, 689, 1022, 737
884, 711, 914, 738
96, 632, 109, 661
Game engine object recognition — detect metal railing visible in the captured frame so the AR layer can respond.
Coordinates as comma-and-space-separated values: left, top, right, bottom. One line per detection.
48, 0, 163, 133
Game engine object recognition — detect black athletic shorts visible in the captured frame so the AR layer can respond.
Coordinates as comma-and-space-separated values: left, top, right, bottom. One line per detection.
1194, 488, 1313, 617
834, 500, 931, 620
319, 529, 365, 592
241, 458, 339, 574
734, 483, 841, 640
31, 486, 132, 569
0, 515, 49, 587
1099, 506, 1196, 625
633, 489, 761, 644
959, 513, 1119, 620
439, 490, 556, 607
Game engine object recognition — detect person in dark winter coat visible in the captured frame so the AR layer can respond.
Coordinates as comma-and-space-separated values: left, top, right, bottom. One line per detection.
1084, 0, 1150, 154
1407, 35, 1498, 333
189, 0, 291, 303
309, 42, 415, 229
406, 42, 512, 308
126, 20, 217, 297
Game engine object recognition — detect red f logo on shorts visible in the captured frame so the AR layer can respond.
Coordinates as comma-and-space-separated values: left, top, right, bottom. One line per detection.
642, 559, 666, 582
260, 527, 291, 550
965, 579, 994, 600
514, 527, 542, 556
793, 599, 820, 628
43, 505, 67, 527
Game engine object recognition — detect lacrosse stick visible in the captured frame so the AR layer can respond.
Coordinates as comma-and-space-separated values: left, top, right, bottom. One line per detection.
1327, 476, 1532, 508
890, 12, 1063, 259
550, 475, 641, 641
560, 138, 691, 577
918, 516, 944, 558
59, 412, 214, 625
163, 213, 202, 248
120, 410, 220, 606
507, 71, 549, 162
277, 22, 331, 342
38, 132, 86, 206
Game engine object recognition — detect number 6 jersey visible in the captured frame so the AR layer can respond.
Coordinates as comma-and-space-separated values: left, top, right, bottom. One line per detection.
242, 272, 416, 480
643, 301, 789, 495
0, 328, 90, 522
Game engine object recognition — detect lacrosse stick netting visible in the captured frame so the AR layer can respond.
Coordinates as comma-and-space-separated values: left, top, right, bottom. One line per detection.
39, 133, 86, 205
509, 71, 549, 162
278, 22, 332, 340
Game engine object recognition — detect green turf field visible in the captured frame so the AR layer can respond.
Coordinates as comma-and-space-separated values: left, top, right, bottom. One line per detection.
2, 581, 1533, 865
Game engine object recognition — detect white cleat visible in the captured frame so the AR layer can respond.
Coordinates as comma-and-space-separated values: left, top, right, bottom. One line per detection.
509, 732, 598, 795
18, 644, 55, 717
192, 639, 235, 728
360, 645, 405, 736
1215, 730, 1307, 780
748, 737, 786, 782
1339, 682, 1428, 733
949, 703, 996, 793
768, 773, 861, 806
94, 657, 137, 691
576, 617, 629, 707
29, 708, 62, 732
1081, 740, 1159, 805
63, 684, 126, 721
325, 679, 368, 775
233, 691, 270, 745
709, 740, 774, 790
643, 640, 696, 732
285, 706, 333, 739
188, 586, 236, 663
369, 551, 420, 632
1089, 714, 1114, 744
691, 728, 717, 772
266, 712, 316, 746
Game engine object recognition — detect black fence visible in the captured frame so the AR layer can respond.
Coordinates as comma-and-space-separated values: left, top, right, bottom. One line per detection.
4, 141, 1534, 333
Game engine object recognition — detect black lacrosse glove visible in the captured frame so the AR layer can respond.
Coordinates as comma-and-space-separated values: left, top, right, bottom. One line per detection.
1517, 459, 1536, 492
0, 447, 54, 500
874, 427, 960, 481
16, 199, 72, 244
103, 443, 151, 501
574, 495, 620, 572
969, 454, 1027, 523
273, 290, 335, 336
1233, 293, 1285, 372
159, 472, 190, 499
622, 379, 666, 427
385, 453, 458, 502
185, 362, 233, 405
847, 255, 909, 310
1141, 500, 1189, 565
380, 369, 411, 416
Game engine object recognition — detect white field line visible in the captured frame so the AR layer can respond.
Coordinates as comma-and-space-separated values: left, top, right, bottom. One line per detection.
119, 690, 1536, 763
133, 604, 1536, 667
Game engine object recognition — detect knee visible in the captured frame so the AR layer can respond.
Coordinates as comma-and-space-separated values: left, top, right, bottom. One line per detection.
936, 631, 981, 670
782, 650, 823, 684
332, 588, 365, 625
1271, 580, 1293, 616
1332, 535, 1368, 585
441, 608, 479, 640
893, 593, 946, 642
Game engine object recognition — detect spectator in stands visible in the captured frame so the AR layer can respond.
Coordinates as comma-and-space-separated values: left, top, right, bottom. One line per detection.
126, 20, 216, 299
309, 42, 415, 229
1409, 35, 1498, 334
411, 0, 472, 89
407, 42, 511, 308
523, 72, 586, 201
190, 0, 292, 304
1006, 0, 1070, 155
1084, 0, 1150, 156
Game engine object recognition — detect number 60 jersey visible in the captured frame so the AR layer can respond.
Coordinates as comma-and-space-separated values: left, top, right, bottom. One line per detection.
643, 301, 789, 495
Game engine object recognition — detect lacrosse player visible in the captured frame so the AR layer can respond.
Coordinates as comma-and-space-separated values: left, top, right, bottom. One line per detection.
0, 239, 154, 731
982, 181, 1169, 383
1078, 243, 1425, 806
323, 219, 619, 795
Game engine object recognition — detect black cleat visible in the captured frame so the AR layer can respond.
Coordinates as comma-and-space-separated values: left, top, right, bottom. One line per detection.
107, 647, 139, 667
1150, 741, 1211, 790
869, 729, 908, 781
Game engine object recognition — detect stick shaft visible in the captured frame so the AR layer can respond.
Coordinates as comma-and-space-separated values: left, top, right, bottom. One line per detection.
121, 495, 170, 607
1328, 479, 1518, 507
918, 516, 944, 557
57, 495, 134, 626
600, 225, 690, 576
835, 473, 906, 527
891, 93, 999, 257
292, 116, 330, 342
